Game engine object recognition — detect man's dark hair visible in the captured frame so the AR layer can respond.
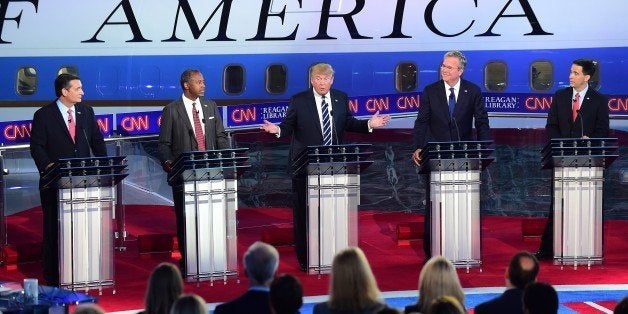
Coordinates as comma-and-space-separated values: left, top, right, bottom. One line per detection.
573, 59, 596, 77
180, 68, 201, 90
270, 274, 303, 314
508, 251, 539, 290
523, 282, 558, 314
55, 73, 80, 97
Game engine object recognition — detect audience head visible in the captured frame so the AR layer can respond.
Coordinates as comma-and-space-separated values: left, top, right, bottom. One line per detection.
615, 296, 628, 314
328, 247, 382, 312
427, 295, 466, 314
244, 241, 280, 287
377, 308, 401, 314
417, 256, 465, 314
507, 251, 539, 289
73, 303, 105, 314
170, 294, 207, 314
144, 262, 184, 314
270, 274, 303, 314
523, 282, 558, 314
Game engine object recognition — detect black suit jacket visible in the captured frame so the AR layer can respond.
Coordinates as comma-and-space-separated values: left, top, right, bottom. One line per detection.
157, 97, 229, 164
413, 79, 490, 149
213, 290, 271, 314
545, 87, 609, 139
30, 101, 107, 177
474, 288, 524, 314
279, 88, 369, 175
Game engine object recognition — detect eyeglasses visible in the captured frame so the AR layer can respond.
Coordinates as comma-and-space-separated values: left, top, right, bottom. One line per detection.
440, 64, 459, 71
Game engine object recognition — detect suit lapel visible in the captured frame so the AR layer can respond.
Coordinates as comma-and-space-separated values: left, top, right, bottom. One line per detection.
307, 90, 323, 137
437, 82, 451, 122
200, 100, 213, 149
52, 102, 74, 142
176, 100, 194, 134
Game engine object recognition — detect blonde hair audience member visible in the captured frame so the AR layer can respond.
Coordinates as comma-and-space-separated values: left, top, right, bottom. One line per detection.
428, 296, 466, 314
313, 247, 387, 314
405, 256, 465, 314
143, 262, 184, 314
170, 294, 207, 314
73, 303, 105, 314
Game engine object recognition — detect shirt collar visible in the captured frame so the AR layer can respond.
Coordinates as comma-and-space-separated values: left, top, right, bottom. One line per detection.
574, 84, 589, 99
56, 99, 74, 112
444, 79, 461, 92
182, 94, 200, 106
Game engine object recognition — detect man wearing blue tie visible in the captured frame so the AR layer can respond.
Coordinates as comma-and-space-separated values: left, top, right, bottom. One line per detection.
260, 63, 390, 270
411, 51, 491, 260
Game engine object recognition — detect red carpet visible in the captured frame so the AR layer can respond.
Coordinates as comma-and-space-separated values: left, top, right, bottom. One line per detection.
1, 206, 627, 312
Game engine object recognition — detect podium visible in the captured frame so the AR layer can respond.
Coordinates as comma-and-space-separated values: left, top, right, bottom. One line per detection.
42, 156, 128, 293
294, 144, 372, 274
168, 148, 248, 283
541, 138, 618, 267
419, 141, 493, 270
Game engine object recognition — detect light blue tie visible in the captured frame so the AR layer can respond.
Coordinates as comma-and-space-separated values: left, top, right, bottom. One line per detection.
448, 87, 456, 118
321, 96, 332, 145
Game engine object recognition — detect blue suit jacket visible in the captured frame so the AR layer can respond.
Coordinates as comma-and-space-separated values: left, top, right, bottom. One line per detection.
214, 290, 272, 314
474, 288, 524, 314
413, 79, 491, 149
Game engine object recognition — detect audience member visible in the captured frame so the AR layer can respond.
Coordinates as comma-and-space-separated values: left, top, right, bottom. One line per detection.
73, 303, 105, 314
143, 262, 184, 314
378, 308, 401, 314
170, 294, 207, 314
214, 241, 280, 314
270, 274, 303, 314
313, 247, 387, 314
475, 251, 539, 314
615, 296, 628, 314
427, 295, 466, 314
523, 282, 558, 314
405, 256, 464, 314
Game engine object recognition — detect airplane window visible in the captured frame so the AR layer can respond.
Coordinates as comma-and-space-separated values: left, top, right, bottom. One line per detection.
16, 67, 37, 96
484, 62, 507, 91
266, 64, 287, 94
57, 66, 79, 76
530, 61, 552, 91
395, 62, 418, 92
589, 60, 601, 90
224, 65, 245, 95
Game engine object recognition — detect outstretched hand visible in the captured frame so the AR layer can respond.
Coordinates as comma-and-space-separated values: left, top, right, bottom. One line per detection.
369, 111, 391, 128
260, 119, 279, 134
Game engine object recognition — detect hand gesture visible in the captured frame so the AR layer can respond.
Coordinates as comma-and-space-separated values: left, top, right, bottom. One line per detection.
369, 110, 391, 128
412, 148, 422, 166
260, 119, 279, 134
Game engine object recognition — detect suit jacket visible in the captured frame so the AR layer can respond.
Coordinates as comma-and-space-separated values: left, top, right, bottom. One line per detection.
545, 87, 609, 139
157, 97, 229, 164
213, 290, 271, 314
474, 288, 524, 314
279, 88, 369, 175
30, 101, 107, 178
413, 79, 491, 149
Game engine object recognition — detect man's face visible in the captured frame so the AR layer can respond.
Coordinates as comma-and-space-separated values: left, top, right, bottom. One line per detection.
569, 64, 589, 91
441, 56, 463, 86
310, 72, 334, 96
184, 72, 205, 99
61, 79, 84, 106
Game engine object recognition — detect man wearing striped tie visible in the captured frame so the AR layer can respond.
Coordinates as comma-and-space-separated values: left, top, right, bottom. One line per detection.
260, 63, 390, 270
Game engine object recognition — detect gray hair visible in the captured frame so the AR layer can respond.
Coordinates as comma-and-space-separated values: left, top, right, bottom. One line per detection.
244, 241, 279, 286
444, 51, 467, 70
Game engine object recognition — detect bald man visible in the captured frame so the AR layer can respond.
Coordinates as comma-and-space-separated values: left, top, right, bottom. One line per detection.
474, 251, 539, 314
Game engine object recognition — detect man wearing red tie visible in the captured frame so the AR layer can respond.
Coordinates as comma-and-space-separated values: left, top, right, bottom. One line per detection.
536, 59, 610, 259
158, 69, 229, 271
30, 73, 107, 286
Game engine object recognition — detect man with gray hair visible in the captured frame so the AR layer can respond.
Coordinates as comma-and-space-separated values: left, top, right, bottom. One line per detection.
214, 241, 279, 314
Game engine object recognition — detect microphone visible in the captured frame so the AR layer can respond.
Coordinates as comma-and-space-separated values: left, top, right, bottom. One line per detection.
81, 126, 94, 157
450, 117, 461, 142
329, 108, 339, 145
576, 109, 584, 138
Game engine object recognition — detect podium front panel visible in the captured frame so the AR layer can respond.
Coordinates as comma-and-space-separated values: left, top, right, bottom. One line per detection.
183, 177, 238, 281
307, 173, 359, 274
59, 186, 114, 288
553, 167, 603, 264
430, 170, 481, 268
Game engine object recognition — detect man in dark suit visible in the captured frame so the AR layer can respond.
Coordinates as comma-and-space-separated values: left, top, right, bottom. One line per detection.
411, 50, 491, 259
260, 63, 390, 270
214, 241, 279, 314
158, 68, 230, 272
536, 59, 609, 259
30, 73, 107, 286
475, 251, 539, 314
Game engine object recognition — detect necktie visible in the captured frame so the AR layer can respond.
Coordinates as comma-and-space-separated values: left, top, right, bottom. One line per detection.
67, 108, 76, 143
448, 87, 456, 119
321, 96, 332, 146
572, 93, 581, 122
191, 102, 206, 151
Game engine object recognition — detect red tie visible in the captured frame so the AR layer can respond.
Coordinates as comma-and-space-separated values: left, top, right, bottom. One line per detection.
572, 93, 580, 122
192, 102, 206, 151
67, 108, 76, 143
